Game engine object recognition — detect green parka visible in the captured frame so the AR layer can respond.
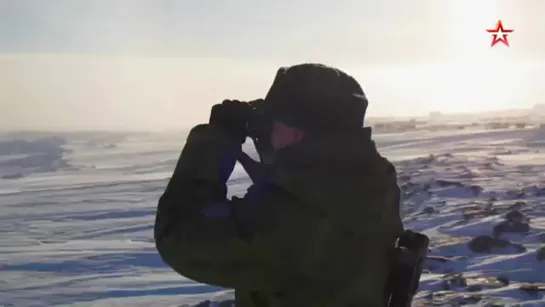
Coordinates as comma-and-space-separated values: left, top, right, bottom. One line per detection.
154, 124, 403, 307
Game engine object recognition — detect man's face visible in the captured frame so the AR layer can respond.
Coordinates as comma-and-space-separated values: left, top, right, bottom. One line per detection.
270, 120, 306, 150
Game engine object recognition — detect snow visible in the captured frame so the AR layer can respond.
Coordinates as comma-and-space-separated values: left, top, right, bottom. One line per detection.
2, 127, 545, 306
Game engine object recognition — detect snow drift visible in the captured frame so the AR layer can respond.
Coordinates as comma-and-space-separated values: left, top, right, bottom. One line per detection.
1, 127, 545, 306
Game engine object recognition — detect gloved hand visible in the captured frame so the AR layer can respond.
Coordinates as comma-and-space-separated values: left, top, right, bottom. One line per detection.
209, 100, 251, 145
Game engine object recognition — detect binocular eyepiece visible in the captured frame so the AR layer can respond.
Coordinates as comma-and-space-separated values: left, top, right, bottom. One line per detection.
245, 99, 271, 139
243, 99, 275, 165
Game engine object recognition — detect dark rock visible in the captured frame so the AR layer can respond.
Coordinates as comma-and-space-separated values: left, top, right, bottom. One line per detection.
436, 179, 463, 187
537, 246, 545, 262
538, 233, 545, 243
424, 255, 460, 271
459, 294, 482, 304
467, 236, 510, 253
483, 162, 494, 169
467, 284, 482, 291
493, 221, 530, 236
470, 185, 483, 196
513, 243, 527, 253
422, 206, 435, 214
496, 276, 510, 285
430, 200, 447, 208
505, 210, 528, 223
441, 273, 466, 290
508, 201, 528, 211
519, 283, 545, 292
459, 170, 478, 178
1, 173, 24, 179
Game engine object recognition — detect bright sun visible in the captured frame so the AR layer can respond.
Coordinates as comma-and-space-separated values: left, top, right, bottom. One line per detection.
433, 0, 520, 113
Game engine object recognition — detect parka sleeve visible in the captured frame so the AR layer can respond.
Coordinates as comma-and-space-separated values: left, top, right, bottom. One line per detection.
153, 124, 313, 291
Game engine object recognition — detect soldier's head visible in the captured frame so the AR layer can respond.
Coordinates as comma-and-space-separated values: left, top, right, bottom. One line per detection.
264, 63, 368, 150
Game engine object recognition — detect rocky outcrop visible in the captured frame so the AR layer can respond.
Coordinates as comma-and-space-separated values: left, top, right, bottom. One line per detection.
492, 209, 531, 237
467, 236, 526, 253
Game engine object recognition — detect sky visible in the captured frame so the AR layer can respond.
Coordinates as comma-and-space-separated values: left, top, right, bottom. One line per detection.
1, 0, 544, 130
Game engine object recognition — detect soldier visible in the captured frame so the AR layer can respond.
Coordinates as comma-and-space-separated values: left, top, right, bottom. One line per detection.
154, 63, 404, 307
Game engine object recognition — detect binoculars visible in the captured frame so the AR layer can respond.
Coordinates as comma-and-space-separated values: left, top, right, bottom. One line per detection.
244, 99, 271, 139
240, 99, 275, 166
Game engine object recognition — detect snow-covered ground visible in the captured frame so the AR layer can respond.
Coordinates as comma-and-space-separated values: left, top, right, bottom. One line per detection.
2, 127, 545, 306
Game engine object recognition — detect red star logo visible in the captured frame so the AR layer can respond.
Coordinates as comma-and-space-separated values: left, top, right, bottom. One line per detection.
486, 20, 514, 47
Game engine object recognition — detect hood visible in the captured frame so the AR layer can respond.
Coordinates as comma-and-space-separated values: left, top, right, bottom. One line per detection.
271, 128, 400, 235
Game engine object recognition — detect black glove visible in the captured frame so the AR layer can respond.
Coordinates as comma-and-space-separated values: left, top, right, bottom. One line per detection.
209, 100, 252, 145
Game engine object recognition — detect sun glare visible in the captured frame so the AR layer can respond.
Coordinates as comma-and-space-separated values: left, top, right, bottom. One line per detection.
437, 0, 519, 113
445, 0, 503, 62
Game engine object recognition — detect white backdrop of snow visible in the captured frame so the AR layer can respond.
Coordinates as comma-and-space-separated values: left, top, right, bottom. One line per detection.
1, 127, 545, 306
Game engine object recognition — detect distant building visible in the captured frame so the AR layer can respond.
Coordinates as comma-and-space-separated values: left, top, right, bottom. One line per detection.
429, 111, 442, 119
533, 104, 545, 113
